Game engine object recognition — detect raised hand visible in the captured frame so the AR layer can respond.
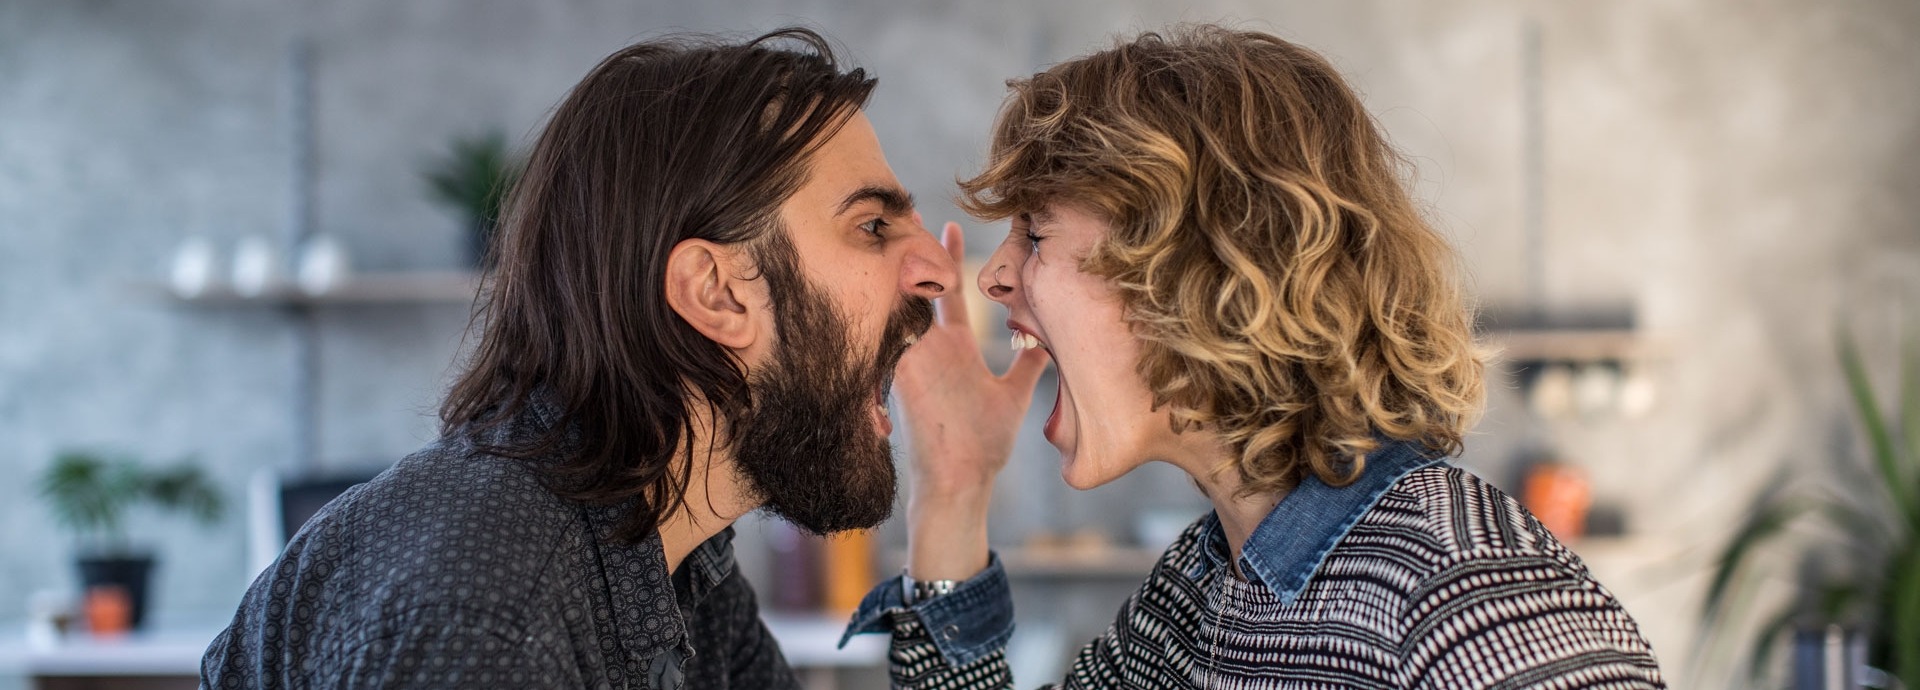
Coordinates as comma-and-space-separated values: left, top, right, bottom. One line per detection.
894, 221, 1050, 582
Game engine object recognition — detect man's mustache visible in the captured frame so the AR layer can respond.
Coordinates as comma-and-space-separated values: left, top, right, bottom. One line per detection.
880, 296, 935, 369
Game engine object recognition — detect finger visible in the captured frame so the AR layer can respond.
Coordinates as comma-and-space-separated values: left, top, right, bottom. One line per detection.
1000, 343, 1051, 394
934, 222, 973, 330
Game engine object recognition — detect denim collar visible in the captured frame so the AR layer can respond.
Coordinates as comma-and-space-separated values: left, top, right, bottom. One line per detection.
1187, 438, 1444, 605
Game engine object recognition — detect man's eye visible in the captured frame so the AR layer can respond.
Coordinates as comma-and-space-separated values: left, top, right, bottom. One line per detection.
860, 218, 890, 238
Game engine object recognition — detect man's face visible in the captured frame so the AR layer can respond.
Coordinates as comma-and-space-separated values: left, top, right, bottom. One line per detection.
729, 111, 955, 535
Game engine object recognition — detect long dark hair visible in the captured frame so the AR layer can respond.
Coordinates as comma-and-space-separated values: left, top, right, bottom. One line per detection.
440, 28, 876, 543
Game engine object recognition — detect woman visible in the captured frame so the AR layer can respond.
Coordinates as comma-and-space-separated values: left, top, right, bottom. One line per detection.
842, 26, 1665, 689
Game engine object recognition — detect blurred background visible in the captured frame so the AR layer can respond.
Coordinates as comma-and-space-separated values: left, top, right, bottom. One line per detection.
3, 1, 1918, 688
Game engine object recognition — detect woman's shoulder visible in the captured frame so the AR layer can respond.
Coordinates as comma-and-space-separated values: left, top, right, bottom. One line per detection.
1353, 464, 1580, 567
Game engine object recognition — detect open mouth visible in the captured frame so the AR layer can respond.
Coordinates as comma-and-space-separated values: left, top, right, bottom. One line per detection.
869, 332, 919, 437
1006, 321, 1066, 446
1006, 320, 1048, 353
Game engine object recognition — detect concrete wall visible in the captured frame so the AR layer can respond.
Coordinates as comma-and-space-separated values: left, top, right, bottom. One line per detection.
4, 0, 1917, 687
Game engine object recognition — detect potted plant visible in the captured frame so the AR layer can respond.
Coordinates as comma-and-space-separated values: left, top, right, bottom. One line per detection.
1700, 327, 1918, 688
423, 131, 523, 267
37, 451, 224, 631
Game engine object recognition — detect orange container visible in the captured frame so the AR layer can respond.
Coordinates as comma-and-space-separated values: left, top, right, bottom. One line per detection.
822, 530, 876, 614
1523, 462, 1591, 541
84, 585, 132, 637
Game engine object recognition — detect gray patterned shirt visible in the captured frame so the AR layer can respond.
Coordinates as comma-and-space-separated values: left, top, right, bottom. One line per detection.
201, 405, 798, 689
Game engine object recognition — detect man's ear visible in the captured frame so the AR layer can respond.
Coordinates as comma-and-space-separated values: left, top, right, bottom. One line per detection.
664, 239, 759, 351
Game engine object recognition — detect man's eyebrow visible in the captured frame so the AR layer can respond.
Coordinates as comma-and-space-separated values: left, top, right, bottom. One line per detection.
834, 185, 916, 218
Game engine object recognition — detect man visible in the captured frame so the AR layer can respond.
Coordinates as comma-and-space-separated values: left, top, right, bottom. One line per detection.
202, 28, 955, 689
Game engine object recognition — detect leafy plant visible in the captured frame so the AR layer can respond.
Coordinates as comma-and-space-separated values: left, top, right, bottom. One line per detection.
422, 131, 523, 230
37, 451, 225, 555
1700, 327, 1920, 687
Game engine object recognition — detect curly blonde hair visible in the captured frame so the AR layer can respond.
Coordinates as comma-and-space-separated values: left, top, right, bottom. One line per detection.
959, 26, 1485, 492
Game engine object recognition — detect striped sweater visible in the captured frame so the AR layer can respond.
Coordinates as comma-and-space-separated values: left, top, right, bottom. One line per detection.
878, 464, 1665, 689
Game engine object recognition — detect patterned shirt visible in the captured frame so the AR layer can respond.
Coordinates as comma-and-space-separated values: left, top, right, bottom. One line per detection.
845, 440, 1666, 689
201, 402, 798, 689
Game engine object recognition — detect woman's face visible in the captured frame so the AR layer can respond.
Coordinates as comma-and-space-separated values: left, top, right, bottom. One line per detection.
981, 203, 1178, 489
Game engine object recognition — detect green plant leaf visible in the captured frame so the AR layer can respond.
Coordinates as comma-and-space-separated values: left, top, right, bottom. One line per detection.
36, 451, 227, 549
1813, 581, 1862, 623
422, 131, 522, 222
1745, 605, 1800, 684
146, 461, 225, 525
1703, 488, 1812, 622
37, 451, 145, 547
1903, 324, 1919, 499
1839, 328, 1920, 527
1821, 501, 1896, 562
1886, 543, 1920, 690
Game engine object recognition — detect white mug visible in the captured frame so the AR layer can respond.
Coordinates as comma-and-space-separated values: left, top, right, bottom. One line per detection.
297, 235, 351, 295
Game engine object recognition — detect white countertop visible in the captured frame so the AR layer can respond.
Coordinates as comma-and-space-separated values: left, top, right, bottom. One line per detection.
0, 612, 884, 677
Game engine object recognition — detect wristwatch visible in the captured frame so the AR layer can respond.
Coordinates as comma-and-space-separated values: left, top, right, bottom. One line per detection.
901, 570, 960, 605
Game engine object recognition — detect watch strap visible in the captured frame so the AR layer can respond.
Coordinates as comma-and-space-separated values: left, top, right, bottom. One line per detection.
901, 570, 961, 605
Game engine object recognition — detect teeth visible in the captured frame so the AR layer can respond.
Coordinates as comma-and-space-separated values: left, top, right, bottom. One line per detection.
1010, 332, 1042, 351
903, 333, 918, 346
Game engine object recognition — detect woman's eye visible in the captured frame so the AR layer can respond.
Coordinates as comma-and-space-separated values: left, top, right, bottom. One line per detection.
1023, 230, 1045, 255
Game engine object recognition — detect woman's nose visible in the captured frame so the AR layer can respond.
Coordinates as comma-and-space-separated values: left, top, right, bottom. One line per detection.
978, 238, 1021, 304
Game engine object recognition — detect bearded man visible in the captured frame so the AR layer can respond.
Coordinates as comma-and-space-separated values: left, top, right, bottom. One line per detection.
201, 28, 955, 689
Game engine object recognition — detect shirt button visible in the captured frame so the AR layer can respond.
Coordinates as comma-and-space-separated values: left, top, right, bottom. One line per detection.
941, 624, 960, 642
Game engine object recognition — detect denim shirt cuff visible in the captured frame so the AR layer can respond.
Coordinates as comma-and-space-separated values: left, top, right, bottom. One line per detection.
838, 552, 1013, 668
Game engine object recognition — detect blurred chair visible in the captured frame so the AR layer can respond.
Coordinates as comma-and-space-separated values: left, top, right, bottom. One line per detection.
246, 469, 377, 576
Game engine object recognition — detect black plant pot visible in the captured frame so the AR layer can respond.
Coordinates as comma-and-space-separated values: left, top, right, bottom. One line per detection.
77, 554, 155, 630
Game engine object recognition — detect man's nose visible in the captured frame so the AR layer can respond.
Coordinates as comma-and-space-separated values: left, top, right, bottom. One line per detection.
900, 227, 959, 300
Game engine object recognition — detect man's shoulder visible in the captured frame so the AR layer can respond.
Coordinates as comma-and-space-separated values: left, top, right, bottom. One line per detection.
270, 439, 591, 621
206, 440, 603, 686
343, 438, 579, 540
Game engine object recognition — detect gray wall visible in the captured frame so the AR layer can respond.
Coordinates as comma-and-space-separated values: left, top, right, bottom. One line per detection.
4, 0, 1918, 687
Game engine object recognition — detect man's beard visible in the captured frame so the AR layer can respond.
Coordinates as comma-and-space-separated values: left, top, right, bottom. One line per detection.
728, 246, 934, 535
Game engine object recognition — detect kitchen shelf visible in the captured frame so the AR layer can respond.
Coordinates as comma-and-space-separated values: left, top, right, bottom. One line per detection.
885, 547, 1163, 580
1483, 328, 1651, 363
137, 271, 481, 306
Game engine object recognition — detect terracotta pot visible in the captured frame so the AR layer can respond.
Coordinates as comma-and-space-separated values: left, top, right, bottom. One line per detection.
77, 554, 154, 631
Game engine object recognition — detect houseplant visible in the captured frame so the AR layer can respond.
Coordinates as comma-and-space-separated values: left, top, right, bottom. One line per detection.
423, 131, 523, 267
1701, 328, 1919, 687
37, 451, 224, 631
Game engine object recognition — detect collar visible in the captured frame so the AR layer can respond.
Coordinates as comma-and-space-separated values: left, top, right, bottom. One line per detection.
490, 393, 742, 672
678, 526, 739, 606
1187, 437, 1444, 605
581, 505, 739, 674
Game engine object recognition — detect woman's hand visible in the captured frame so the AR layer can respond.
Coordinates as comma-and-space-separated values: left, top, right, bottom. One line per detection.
894, 221, 1050, 582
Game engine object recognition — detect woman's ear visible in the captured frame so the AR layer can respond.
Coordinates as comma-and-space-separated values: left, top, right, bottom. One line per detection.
664, 239, 759, 351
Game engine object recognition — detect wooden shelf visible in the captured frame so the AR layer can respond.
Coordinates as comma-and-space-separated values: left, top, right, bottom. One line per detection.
137, 271, 481, 306
1483, 328, 1652, 363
